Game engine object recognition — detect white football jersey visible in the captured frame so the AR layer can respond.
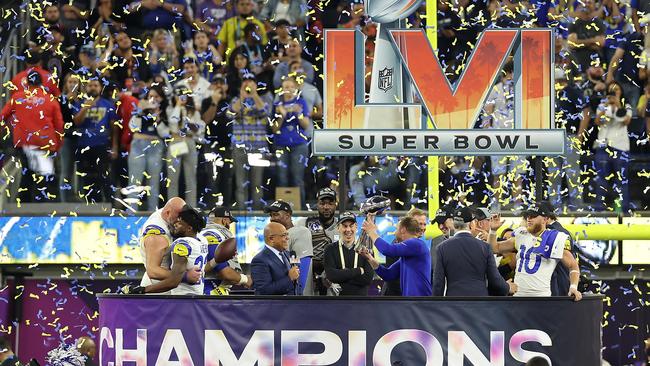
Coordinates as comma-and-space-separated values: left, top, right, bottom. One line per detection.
512, 227, 569, 297
139, 209, 173, 290
200, 223, 241, 296
170, 236, 209, 295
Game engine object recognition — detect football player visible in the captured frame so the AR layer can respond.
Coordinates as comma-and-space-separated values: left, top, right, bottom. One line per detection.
138, 197, 201, 293
201, 207, 252, 294
129, 205, 208, 295
488, 204, 582, 301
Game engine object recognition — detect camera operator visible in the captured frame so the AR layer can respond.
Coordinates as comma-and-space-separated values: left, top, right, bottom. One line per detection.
593, 82, 632, 212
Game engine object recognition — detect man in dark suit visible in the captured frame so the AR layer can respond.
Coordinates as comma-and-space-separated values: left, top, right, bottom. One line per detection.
251, 222, 301, 295
431, 204, 456, 274
433, 207, 517, 296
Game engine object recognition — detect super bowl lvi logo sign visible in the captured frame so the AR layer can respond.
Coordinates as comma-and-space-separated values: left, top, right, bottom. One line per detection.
313, 3, 564, 156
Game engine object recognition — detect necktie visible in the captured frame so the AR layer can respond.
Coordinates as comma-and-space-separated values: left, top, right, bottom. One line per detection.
282, 252, 297, 295
282, 252, 291, 270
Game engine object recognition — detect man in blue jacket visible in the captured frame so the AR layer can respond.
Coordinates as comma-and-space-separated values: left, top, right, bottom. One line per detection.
359, 215, 432, 296
251, 222, 301, 295
433, 207, 516, 296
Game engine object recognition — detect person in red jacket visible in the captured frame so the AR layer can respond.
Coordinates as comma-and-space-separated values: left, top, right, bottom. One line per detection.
1, 71, 64, 202
113, 86, 140, 194
10, 50, 61, 97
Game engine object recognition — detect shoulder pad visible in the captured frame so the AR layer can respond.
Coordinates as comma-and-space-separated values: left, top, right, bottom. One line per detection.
172, 239, 191, 257
201, 230, 223, 245
143, 224, 167, 238
512, 227, 527, 237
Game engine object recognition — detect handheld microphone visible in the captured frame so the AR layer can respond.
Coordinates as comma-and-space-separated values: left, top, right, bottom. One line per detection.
289, 250, 300, 293
289, 251, 299, 266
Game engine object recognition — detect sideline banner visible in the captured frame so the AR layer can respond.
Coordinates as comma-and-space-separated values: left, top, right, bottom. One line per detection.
98, 295, 602, 365
1, 216, 626, 265
0, 215, 398, 264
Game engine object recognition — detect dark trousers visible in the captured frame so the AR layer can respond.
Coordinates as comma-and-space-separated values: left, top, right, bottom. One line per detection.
593, 146, 630, 211
198, 143, 233, 209
313, 259, 328, 296
75, 145, 112, 203
381, 256, 402, 296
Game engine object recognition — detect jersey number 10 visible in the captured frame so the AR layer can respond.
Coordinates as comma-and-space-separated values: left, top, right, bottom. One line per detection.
517, 245, 542, 274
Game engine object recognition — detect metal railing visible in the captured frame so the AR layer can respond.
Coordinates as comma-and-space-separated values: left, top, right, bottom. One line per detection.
0, 0, 28, 106
0, 1, 30, 210
2, 204, 649, 217
0, 28, 18, 105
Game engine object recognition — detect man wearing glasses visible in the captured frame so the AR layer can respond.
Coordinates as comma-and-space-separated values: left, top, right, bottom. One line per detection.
264, 200, 313, 294
488, 204, 582, 301
251, 222, 300, 295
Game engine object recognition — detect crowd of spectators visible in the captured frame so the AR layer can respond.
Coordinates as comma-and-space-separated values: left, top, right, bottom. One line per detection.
1, 0, 328, 211
2, 0, 650, 212
437, 0, 650, 213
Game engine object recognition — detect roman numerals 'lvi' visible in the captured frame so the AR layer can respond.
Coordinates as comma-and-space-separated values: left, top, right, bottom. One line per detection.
324, 28, 553, 130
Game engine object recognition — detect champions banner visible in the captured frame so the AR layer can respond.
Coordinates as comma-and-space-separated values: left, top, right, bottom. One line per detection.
98, 295, 602, 365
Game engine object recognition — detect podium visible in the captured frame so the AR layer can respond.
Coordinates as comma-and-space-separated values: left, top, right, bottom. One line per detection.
98, 295, 602, 365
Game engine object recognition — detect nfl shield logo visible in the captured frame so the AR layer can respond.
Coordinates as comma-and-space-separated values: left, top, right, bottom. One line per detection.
378, 67, 393, 92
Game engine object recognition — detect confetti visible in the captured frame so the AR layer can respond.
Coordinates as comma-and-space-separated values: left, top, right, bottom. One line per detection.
0, 1, 649, 364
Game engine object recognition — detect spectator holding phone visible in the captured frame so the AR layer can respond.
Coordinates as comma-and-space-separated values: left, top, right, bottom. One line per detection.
167, 90, 205, 206
592, 82, 632, 212
227, 75, 271, 209
128, 86, 171, 210
272, 77, 311, 209
200, 76, 233, 207
175, 58, 212, 109
59, 73, 83, 202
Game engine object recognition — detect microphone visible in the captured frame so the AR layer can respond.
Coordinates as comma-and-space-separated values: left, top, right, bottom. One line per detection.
289, 251, 300, 293
289, 251, 299, 266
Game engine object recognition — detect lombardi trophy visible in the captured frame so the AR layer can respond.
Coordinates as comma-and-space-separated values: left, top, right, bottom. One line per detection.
365, 0, 423, 129
354, 196, 392, 253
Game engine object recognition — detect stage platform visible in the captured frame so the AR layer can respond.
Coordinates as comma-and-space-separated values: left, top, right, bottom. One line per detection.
98, 294, 603, 365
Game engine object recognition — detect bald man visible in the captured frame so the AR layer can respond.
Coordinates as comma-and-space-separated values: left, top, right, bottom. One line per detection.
251, 222, 300, 295
139, 197, 201, 293
76, 337, 97, 366
0, 337, 19, 366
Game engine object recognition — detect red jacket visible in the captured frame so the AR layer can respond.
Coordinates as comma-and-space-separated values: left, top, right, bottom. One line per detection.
11, 66, 61, 97
117, 93, 139, 152
1, 87, 64, 151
